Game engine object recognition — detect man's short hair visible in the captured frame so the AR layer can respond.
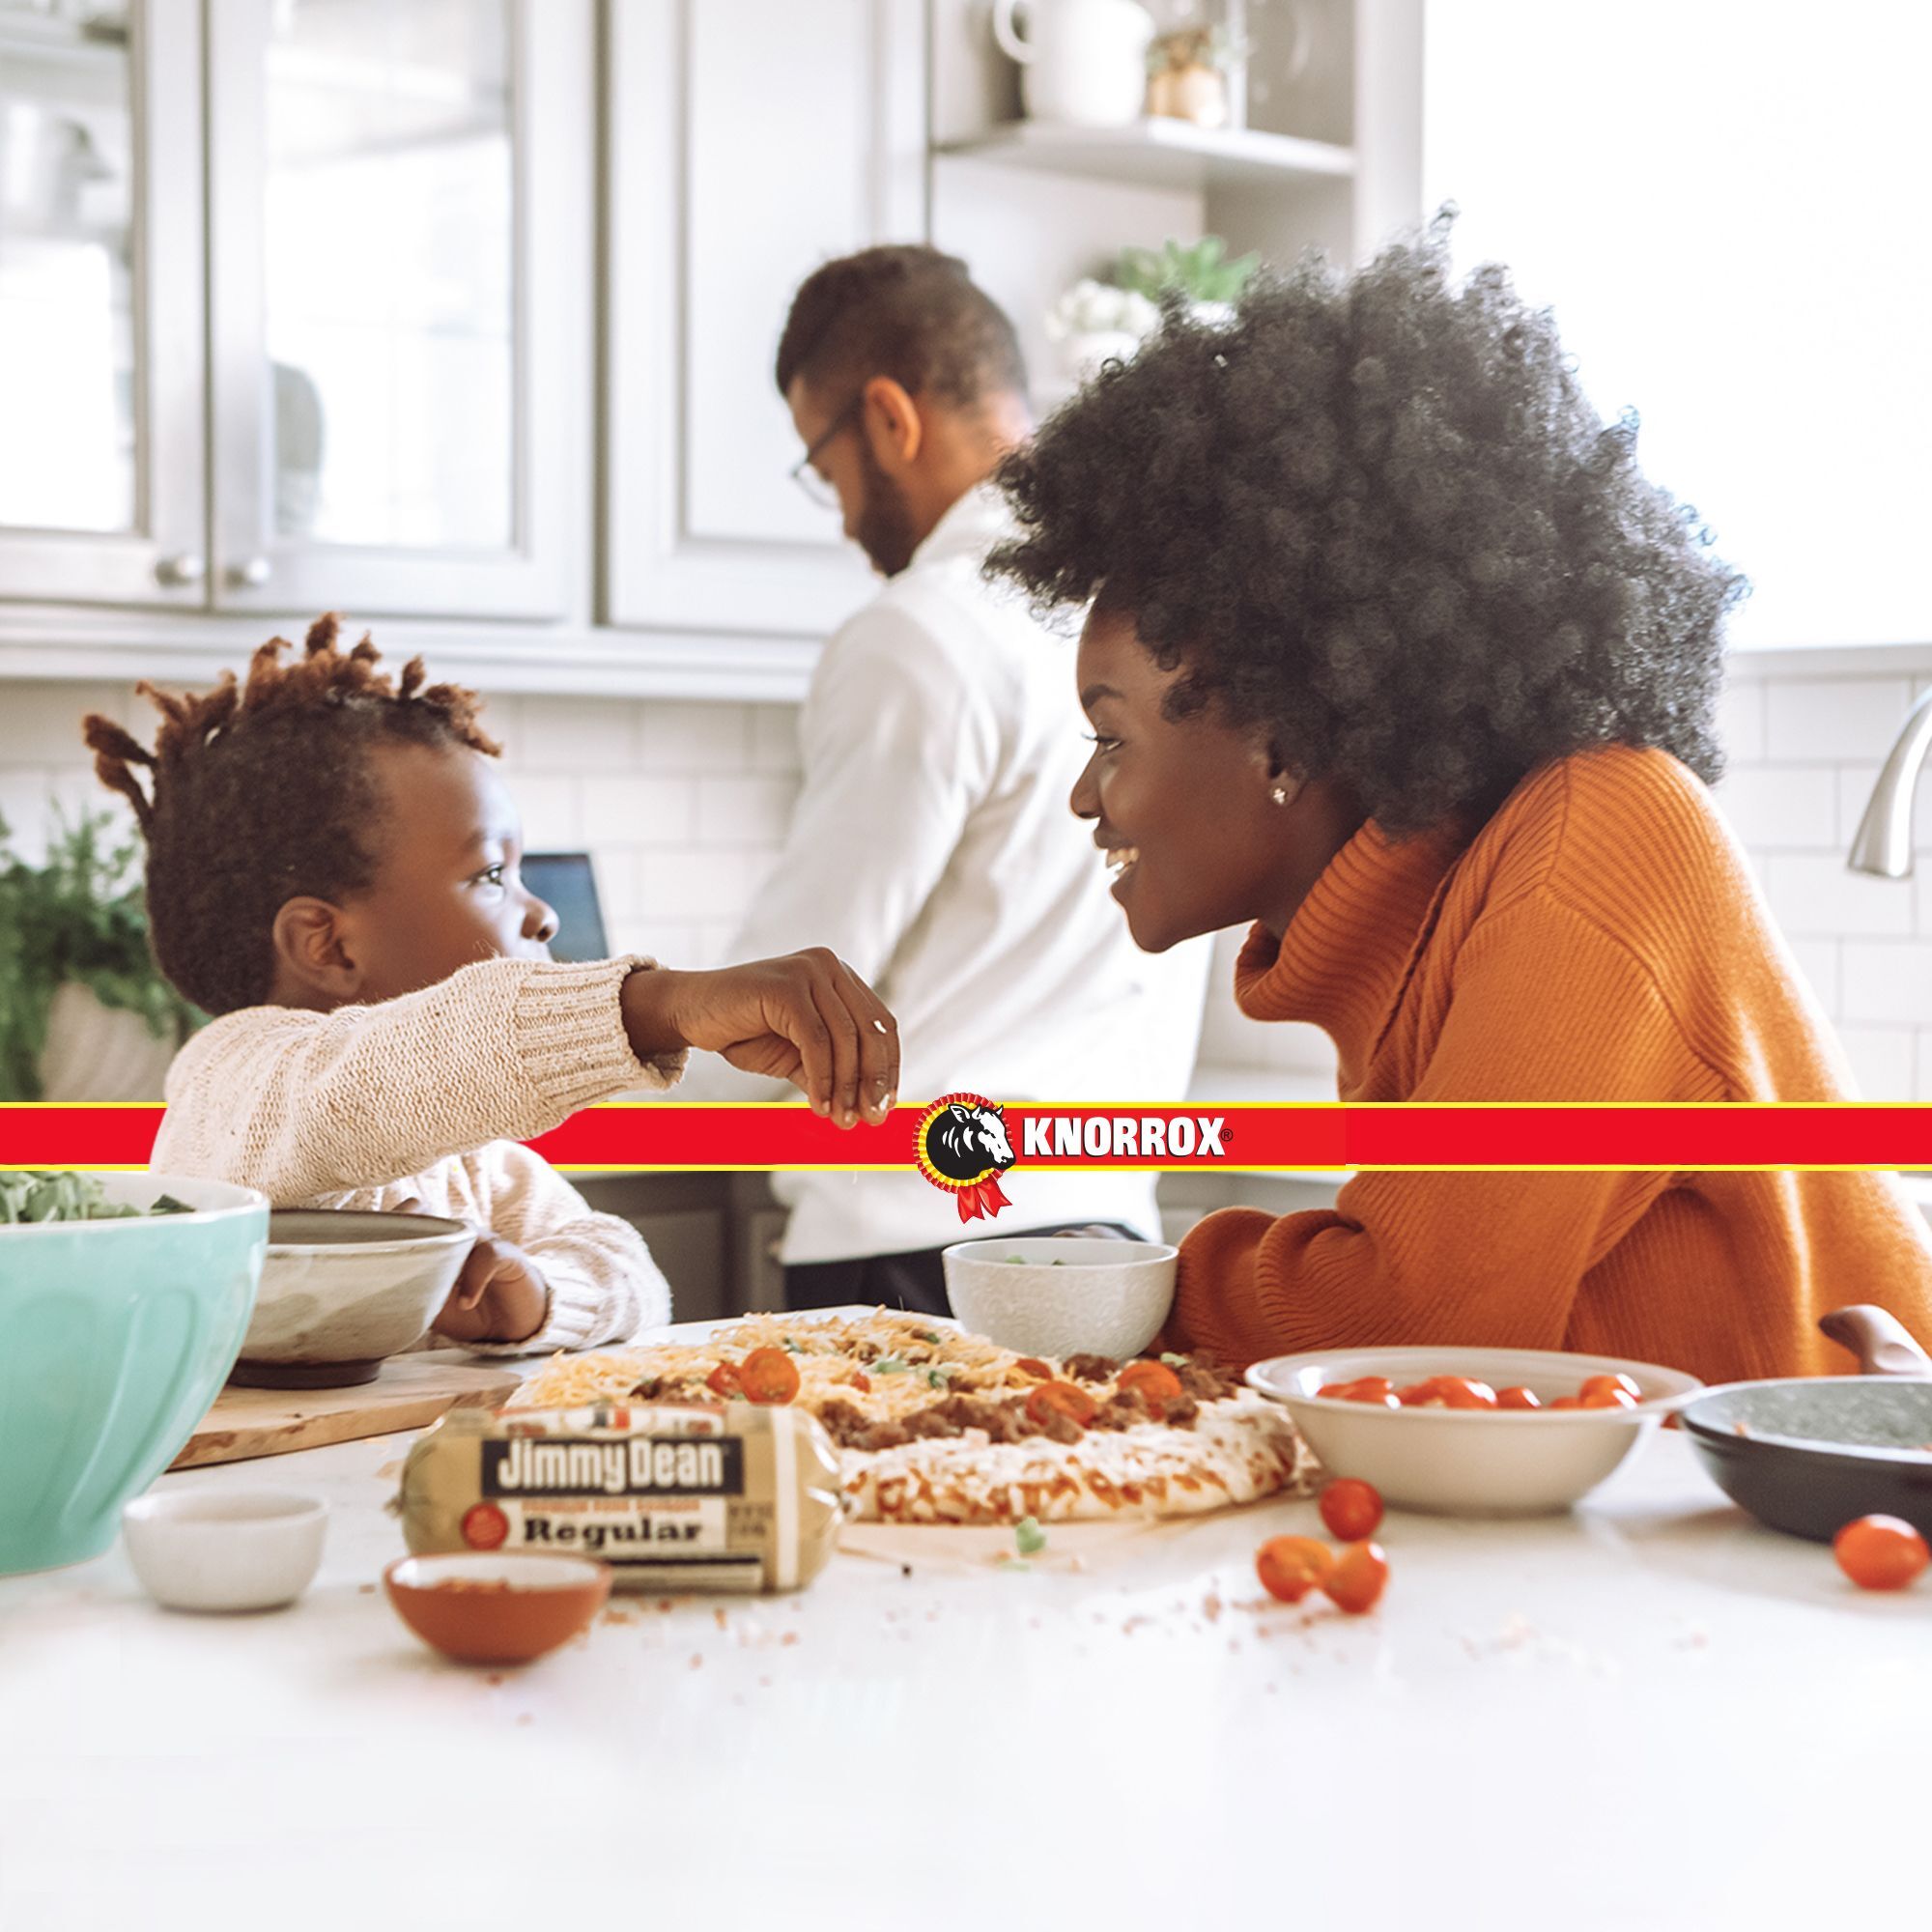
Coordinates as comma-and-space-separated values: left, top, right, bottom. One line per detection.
775, 243, 1027, 411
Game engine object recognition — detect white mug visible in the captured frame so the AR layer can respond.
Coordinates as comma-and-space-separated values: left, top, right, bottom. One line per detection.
992, 0, 1156, 129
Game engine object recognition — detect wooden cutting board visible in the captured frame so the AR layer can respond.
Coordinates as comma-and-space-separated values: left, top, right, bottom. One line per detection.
171, 1355, 524, 1469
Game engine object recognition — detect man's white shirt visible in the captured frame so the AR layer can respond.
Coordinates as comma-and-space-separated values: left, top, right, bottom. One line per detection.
673, 483, 1211, 1263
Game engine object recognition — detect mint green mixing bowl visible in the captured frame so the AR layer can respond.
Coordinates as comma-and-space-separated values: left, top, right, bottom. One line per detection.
0, 1173, 268, 1575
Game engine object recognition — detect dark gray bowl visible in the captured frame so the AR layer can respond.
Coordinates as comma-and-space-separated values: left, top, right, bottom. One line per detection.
1679, 1378, 1932, 1542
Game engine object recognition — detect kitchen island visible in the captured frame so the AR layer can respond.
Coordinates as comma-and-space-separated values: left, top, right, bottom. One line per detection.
2, 1419, 1925, 1931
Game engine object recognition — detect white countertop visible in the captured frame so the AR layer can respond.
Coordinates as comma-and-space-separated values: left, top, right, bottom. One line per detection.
3, 1423, 1926, 1931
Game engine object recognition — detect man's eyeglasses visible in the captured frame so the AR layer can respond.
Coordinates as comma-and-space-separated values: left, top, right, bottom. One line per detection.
789, 392, 864, 508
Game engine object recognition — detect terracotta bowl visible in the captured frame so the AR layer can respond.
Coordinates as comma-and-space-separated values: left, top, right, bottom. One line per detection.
384, 1552, 611, 1664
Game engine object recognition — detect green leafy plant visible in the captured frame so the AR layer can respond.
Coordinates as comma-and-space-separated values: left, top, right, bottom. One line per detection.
1115, 235, 1262, 307
0, 809, 200, 1101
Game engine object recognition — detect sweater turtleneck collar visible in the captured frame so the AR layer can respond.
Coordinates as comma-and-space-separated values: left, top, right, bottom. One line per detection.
1233, 817, 1470, 1087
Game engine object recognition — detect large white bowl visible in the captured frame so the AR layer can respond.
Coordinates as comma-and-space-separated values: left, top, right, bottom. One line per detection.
235, 1209, 474, 1385
941, 1236, 1177, 1359
1246, 1346, 1704, 1515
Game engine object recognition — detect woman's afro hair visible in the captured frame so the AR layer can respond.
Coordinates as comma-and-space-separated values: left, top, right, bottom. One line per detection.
988, 218, 1747, 835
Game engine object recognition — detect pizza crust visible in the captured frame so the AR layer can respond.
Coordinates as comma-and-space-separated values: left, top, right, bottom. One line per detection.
510, 1311, 1315, 1527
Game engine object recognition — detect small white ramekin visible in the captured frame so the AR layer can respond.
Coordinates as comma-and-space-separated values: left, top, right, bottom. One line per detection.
121, 1489, 327, 1611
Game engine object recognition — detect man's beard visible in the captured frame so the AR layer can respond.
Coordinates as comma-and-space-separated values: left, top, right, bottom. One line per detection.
854, 437, 920, 578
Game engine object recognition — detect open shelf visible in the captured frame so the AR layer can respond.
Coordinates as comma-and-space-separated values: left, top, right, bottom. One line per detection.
937, 117, 1356, 192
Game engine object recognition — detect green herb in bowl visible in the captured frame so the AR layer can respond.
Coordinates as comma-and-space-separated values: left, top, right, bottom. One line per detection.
0, 1170, 192, 1225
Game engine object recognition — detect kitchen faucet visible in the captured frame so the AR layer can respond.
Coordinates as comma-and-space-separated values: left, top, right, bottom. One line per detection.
1846, 690, 1932, 878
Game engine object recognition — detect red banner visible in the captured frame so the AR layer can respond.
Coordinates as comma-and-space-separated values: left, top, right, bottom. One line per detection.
7, 1100, 1932, 1171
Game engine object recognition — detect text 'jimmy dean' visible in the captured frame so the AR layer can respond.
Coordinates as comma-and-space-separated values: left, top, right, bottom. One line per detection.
482, 1436, 742, 1497
1019, 1116, 1228, 1159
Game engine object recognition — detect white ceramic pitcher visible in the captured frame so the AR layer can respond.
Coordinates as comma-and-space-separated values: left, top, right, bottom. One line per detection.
992, 0, 1156, 129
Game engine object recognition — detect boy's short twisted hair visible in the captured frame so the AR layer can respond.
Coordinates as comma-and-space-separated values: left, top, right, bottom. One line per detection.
775, 243, 1028, 410
988, 221, 1747, 836
82, 614, 497, 1015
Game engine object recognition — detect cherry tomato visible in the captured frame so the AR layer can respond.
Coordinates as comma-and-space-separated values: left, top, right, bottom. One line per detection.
1118, 1361, 1185, 1411
1026, 1381, 1097, 1430
705, 1361, 742, 1398
1321, 1540, 1390, 1614
1317, 1381, 1355, 1400
1014, 1356, 1055, 1380
1496, 1386, 1542, 1409
1580, 1373, 1642, 1403
1319, 1477, 1385, 1542
1400, 1376, 1496, 1409
1580, 1384, 1638, 1410
1255, 1535, 1335, 1605
1833, 1515, 1930, 1592
738, 1347, 801, 1405
1548, 1396, 1584, 1409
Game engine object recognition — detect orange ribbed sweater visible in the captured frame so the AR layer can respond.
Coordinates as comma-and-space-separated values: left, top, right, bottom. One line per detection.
1174, 746, 1932, 1383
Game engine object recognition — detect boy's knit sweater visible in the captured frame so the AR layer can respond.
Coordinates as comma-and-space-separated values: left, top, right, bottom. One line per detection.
154, 955, 687, 1354
1173, 747, 1932, 1384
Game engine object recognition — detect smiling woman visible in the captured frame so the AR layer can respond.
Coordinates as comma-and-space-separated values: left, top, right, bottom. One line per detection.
986, 227, 1932, 1386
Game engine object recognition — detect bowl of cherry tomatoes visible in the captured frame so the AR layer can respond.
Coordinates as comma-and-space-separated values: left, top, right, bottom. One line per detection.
1245, 1347, 1703, 1515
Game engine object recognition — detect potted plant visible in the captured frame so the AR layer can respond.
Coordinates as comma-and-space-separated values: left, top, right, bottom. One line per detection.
0, 809, 200, 1101
1045, 235, 1263, 388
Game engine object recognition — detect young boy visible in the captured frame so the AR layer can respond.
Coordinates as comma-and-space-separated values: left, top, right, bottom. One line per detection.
83, 615, 897, 1354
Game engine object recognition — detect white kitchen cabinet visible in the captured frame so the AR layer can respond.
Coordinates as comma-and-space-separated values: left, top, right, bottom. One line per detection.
0, 0, 206, 607
206, 0, 588, 619
602, 0, 923, 638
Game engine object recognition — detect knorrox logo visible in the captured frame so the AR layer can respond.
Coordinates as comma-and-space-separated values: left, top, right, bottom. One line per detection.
1020, 1115, 1230, 1159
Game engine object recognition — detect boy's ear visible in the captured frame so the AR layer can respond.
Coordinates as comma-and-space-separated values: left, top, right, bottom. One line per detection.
270, 896, 362, 1002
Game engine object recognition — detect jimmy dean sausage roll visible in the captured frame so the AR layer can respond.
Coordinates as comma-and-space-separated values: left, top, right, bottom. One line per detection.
399, 1403, 842, 1593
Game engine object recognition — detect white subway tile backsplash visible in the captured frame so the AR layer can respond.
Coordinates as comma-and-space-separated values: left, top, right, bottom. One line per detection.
514, 775, 583, 850
634, 701, 748, 773
1761, 853, 1916, 938
581, 775, 696, 846
0, 683, 130, 763
1842, 942, 1932, 1026
1764, 678, 1913, 762
635, 848, 768, 923
1833, 1025, 1918, 1102
1712, 765, 1838, 850
749, 704, 802, 774
514, 697, 636, 769
696, 775, 799, 846
1715, 678, 1765, 762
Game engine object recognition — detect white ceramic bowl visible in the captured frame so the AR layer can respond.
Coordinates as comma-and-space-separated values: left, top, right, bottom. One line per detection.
1246, 1347, 1705, 1515
235, 1209, 474, 1385
941, 1236, 1178, 1359
121, 1488, 327, 1611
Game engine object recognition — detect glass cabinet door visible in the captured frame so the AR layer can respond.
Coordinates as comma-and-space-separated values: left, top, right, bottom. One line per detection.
0, 0, 206, 607
208, 0, 583, 618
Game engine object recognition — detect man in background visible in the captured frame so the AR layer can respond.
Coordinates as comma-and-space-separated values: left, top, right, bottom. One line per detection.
683, 244, 1208, 1314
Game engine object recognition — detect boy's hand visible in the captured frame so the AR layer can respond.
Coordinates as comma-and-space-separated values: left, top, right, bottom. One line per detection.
404, 1209, 549, 1345
622, 951, 898, 1128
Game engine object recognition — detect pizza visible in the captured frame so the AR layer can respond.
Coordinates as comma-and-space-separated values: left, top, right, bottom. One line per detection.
507, 1310, 1314, 1526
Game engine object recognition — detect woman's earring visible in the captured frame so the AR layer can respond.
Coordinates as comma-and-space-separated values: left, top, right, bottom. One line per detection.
1270, 783, 1290, 807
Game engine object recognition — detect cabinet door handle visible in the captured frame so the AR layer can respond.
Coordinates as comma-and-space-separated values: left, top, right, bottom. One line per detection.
154, 553, 205, 587
226, 557, 272, 588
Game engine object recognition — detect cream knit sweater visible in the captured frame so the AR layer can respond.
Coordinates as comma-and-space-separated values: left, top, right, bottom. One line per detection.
153, 955, 687, 1354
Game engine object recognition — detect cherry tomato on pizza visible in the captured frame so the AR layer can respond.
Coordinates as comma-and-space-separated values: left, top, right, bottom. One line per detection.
738, 1347, 801, 1405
